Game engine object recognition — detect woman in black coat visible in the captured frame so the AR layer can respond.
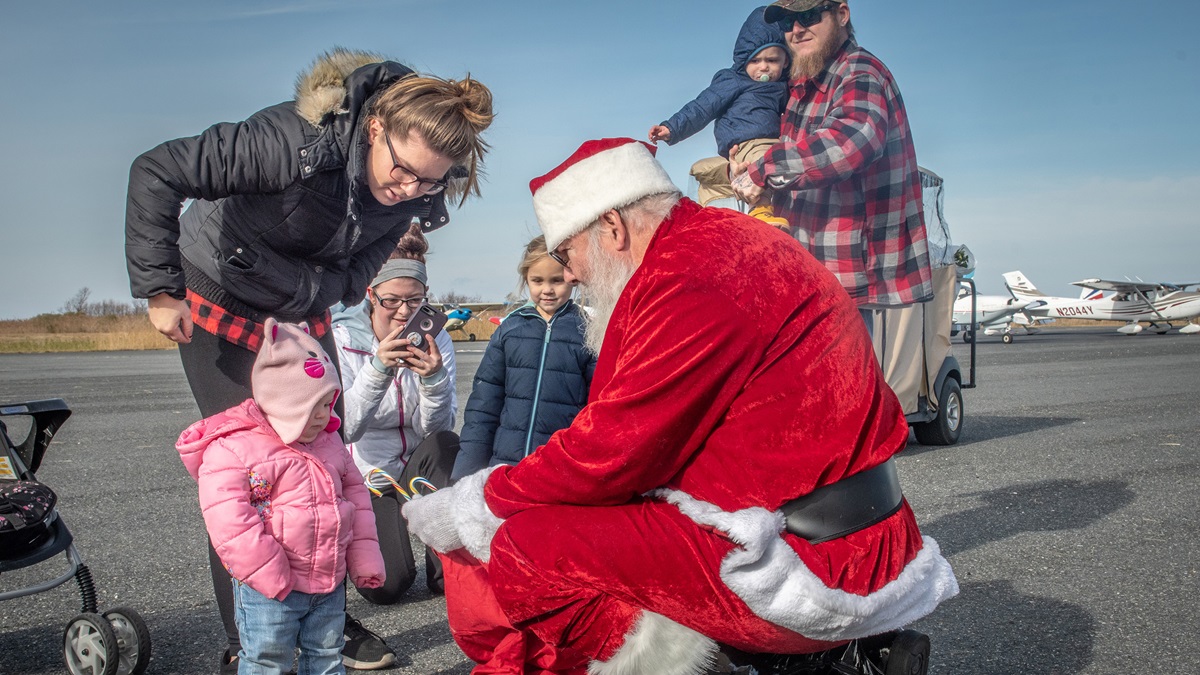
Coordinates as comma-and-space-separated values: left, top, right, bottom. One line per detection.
124, 47, 493, 672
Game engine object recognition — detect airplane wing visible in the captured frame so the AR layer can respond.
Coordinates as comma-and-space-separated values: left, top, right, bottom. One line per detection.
1070, 278, 1200, 293
436, 302, 511, 313
976, 301, 1031, 326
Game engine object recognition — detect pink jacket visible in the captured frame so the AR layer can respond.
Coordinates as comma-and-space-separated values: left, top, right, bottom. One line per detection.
177, 399, 385, 600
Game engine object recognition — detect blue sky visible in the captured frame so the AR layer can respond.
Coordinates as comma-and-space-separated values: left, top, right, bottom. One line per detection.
3, 0, 1199, 319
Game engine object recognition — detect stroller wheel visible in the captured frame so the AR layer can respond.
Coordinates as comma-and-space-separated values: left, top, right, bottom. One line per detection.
103, 607, 152, 675
63, 612, 120, 675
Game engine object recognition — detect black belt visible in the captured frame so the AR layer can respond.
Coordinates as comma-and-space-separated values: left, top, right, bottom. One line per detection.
779, 458, 903, 545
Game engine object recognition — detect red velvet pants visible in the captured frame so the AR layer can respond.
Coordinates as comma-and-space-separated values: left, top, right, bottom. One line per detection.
442, 499, 840, 674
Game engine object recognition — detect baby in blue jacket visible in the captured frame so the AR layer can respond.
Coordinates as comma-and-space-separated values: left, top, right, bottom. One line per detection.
648, 6, 790, 229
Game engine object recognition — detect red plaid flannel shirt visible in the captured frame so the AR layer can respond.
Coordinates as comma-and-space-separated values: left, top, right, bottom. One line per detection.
749, 38, 932, 308
187, 290, 331, 353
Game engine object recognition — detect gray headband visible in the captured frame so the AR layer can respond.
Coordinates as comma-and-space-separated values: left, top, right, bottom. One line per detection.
371, 259, 428, 288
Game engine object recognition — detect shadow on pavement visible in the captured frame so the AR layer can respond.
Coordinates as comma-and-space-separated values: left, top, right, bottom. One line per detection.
917, 579, 1096, 674
904, 414, 1079, 456
921, 478, 1135, 557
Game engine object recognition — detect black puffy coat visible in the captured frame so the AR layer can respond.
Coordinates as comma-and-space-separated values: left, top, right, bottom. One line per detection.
661, 6, 789, 158
125, 50, 454, 317
452, 301, 596, 480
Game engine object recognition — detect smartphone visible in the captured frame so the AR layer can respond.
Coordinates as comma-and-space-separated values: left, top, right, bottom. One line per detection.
399, 304, 448, 350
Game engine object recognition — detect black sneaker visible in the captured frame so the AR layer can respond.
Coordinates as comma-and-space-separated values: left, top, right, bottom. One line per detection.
342, 614, 396, 670
219, 648, 239, 675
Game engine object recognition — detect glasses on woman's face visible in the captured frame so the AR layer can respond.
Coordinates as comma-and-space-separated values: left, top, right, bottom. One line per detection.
375, 295, 427, 310
775, 3, 836, 30
383, 133, 449, 195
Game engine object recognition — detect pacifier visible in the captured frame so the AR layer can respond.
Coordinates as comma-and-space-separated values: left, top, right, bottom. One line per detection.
757, 73, 770, 82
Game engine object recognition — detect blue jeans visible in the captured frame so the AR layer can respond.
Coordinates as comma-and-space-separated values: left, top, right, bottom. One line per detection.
232, 579, 346, 675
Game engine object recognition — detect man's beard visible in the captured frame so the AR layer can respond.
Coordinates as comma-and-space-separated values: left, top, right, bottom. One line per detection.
579, 243, 637, 356
790, 28, 843, 80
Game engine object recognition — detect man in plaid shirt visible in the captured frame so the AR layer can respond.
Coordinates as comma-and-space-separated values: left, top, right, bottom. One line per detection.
732, 0, 932, 316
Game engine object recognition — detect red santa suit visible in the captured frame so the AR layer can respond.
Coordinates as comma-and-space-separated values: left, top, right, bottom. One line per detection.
405, 139, 957, 675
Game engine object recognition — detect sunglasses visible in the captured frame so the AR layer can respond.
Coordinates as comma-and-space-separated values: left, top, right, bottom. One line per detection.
774, 3, 837, 30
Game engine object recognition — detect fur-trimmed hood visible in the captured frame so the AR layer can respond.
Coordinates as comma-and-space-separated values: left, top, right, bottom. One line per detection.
295, 47, 395, 127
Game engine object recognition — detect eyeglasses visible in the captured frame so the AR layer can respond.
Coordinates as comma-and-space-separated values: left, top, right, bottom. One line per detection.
548, 246, 570, 268
383, 133, 449, 195
375, 295, 427, 310
774, 3, 837, 30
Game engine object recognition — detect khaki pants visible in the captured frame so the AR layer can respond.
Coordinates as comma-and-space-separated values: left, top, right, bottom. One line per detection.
689, 137, 778, 207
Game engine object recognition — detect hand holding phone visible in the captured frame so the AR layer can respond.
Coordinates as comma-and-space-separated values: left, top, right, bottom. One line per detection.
376, 305, 448, 377
399, 304, 449, 350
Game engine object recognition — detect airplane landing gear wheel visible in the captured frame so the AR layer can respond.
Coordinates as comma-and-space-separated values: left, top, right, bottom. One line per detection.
103, 607, 152, 675
468, 333, 477, 341
64, 612, 120, 675
912, 378, 962, 446
962, 330, 975, 344
1002, 332, 1014, 344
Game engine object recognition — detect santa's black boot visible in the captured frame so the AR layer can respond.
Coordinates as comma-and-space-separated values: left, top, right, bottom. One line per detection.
877, 630, 930, 675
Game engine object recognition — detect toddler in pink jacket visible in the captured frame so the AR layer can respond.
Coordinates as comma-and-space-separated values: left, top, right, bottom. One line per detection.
177, 318, 385, 675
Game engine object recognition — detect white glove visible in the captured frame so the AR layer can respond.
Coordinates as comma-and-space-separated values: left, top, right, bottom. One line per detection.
402, 487, 464, 554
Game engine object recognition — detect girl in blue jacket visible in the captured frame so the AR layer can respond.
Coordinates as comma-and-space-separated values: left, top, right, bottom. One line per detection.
452, 236, 596, 480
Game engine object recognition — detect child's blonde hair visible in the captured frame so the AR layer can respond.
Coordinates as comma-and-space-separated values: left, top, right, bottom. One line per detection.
517, 235, 551, 282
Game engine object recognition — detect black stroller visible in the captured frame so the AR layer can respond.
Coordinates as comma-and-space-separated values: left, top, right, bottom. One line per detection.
0, 398, 152, 675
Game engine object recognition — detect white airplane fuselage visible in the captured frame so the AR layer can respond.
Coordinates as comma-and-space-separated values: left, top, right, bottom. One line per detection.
1024, 292, 1200, 323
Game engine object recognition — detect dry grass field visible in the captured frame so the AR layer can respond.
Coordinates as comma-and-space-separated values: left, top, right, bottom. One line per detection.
2, 310, 1190, 355
0, 312, 502, 354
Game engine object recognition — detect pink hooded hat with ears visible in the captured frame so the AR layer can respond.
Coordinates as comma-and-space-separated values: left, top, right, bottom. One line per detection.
252, 318, 341, 444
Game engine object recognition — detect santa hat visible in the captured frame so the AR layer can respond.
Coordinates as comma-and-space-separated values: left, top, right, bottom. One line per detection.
252, 318, 341, 444
530, 137, 678, 252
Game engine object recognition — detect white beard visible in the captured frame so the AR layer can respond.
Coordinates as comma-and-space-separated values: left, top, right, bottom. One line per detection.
580, 244, 637, 356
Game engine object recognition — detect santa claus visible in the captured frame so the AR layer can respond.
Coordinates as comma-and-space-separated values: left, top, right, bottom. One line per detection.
403, 137, 957, 675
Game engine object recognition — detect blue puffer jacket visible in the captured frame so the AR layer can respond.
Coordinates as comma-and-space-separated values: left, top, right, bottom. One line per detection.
452, 300, 595, 480
661, 6, 789, 158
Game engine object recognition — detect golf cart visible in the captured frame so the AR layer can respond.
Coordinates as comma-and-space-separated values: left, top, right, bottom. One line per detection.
871, 169, 976, 445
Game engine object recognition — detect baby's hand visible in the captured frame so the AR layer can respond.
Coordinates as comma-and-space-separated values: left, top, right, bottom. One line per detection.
648, 125, 671, 144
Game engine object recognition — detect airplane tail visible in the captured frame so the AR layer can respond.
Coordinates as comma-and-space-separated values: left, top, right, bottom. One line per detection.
1003, 271, 1046, 300
1079, 287, 1105, 300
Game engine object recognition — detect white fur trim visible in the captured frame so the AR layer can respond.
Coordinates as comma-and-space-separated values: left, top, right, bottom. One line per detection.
651, 488, 959, 642
451, 466, 504, 563
587, 611, 717, 675
534, 141, 678, 252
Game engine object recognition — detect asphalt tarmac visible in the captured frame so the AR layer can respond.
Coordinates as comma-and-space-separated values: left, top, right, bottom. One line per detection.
1, 327, 1197, 674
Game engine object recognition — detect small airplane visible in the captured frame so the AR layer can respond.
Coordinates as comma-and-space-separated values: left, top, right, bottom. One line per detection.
951, 282, 1049, 344
1003, 271, 1200, 336
434, 302, 511, 341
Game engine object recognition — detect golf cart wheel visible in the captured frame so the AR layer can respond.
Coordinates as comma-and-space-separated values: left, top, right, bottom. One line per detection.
913, 378, 962, 446
103, 607, 152, 675
884, 629, 930, 675
1002, 333, 1013, 344
64, 612, 120, 675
